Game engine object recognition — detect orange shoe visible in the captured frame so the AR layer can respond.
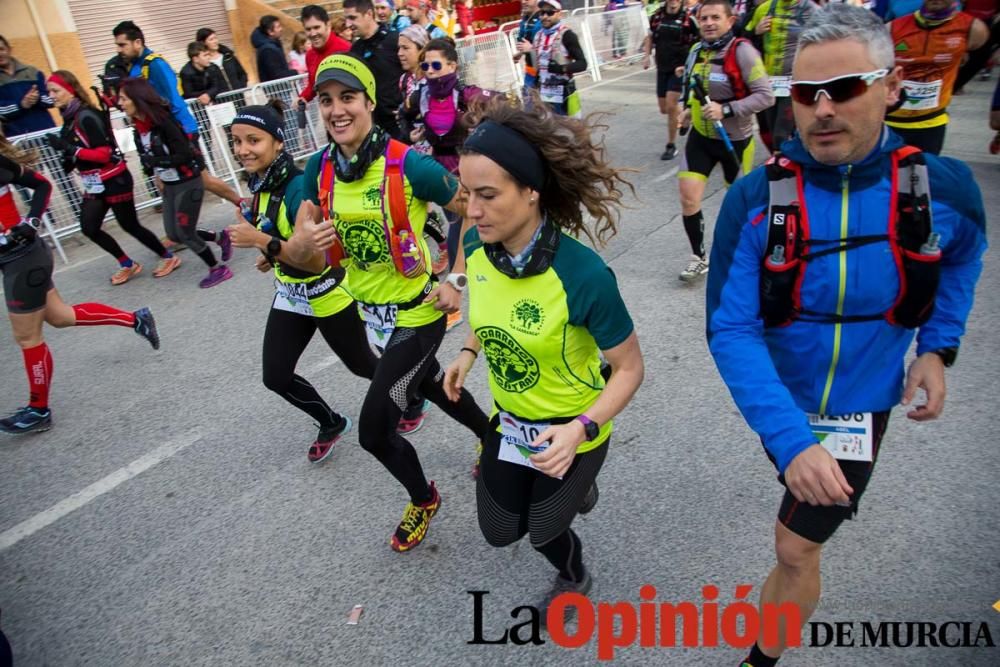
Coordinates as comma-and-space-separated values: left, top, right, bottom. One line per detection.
152, 256, 182, 278
110, 262, 142, 285
446, 310, 463, 332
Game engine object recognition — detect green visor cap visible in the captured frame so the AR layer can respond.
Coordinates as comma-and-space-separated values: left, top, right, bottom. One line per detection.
315, 54, 377, 107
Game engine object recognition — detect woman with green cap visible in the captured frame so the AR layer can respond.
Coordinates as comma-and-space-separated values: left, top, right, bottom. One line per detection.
285, 54, 489, 553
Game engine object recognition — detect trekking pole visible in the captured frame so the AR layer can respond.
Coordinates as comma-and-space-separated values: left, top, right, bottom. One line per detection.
691, 73, 741, 171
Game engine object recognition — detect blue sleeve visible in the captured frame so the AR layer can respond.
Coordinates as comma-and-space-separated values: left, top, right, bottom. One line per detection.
148, 58, 197, 134
915, 156, 988, 356
36, 71, 54, 109
707, 176, 817, 474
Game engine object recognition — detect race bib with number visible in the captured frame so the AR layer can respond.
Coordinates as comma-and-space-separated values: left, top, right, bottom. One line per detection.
540, 78, 565, 104
900, 79, 943, 112
155, 167, 180, 182
360, 303, 398, 354
497, 411, 557, 475
770, 75, 791, 98
80, 172, 105, 195
709, 72, 729, 84
273, 280, 314, 317
808, 412, 873, 462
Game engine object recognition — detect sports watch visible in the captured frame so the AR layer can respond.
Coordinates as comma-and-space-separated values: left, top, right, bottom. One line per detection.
266, 237, 282, 260
445, 273, 467, 292
575, 415, 600, 442
930, 347, 958, 368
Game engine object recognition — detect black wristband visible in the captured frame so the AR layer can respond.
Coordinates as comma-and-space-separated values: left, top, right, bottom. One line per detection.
722, 103, 734, 119
930, 347, 958, 368
460, 346, 478, 358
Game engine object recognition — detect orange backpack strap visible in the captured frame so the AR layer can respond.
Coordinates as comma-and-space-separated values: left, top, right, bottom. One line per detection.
383, 139, 410, 234
318, 146, 335, 221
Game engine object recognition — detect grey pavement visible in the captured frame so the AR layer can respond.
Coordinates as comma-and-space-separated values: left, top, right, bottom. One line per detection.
1, 67, 998, 666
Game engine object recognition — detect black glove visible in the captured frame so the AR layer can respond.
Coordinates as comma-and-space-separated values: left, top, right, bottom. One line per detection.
45, 133, 68, 152
9, 221, 38, 245
140, 153, 164, 170
547, 62, 565, 74
60, 153, 76, 174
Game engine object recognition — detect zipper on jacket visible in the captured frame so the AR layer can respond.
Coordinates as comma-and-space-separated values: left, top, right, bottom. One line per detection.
819, 165, 851, 415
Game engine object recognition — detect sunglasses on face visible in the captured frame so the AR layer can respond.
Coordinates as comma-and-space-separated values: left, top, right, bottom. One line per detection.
789, 69, 889, 106
539, 9, 558, 16
420, 61, 445, 71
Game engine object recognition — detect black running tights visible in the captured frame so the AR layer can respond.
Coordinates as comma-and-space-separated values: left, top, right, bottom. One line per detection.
80, 196, 167, 260
358, 315, 490, 503
262, 304, 378, 428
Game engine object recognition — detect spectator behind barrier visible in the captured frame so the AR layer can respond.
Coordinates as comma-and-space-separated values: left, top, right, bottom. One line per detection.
0, 35, 56, 137
181, 42, 230, 104
253, 15, 297, 82
195, 27, 249, 90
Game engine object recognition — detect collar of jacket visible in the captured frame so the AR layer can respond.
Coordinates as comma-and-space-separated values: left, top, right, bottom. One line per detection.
779, 127, 902, 192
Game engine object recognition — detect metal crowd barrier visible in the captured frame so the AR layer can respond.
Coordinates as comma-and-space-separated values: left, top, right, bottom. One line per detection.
573, 5, 650, 75
453, 31, 522, 94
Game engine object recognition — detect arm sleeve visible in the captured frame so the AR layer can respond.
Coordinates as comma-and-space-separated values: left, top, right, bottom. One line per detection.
707, 176, 817, 473
37, 72, 55, 109
283, 175, 305, 227
403, 150, 459, 206
301, 151, 323, 205
2, 157, 53, 220
562, 31, 589, 74
567, 264, 635, 350
180, 66, 199, 98
160, 119, 196, 166
74, 113, 114, 164
730, 41, 775, 117
915, 157, 988, 355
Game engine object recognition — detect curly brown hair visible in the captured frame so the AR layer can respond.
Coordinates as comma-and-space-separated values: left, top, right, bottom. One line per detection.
461, 94, 634, 247
0, 130, 37, 166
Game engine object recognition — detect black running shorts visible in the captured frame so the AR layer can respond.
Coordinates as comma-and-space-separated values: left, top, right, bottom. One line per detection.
656, 69, 684, 97
2, 240, 53, 314
774, 411, 891, 544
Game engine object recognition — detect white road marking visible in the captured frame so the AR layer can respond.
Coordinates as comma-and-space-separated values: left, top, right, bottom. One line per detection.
0, 432, 202, 551
653, 167, 679, 183
309, 355, 343, 374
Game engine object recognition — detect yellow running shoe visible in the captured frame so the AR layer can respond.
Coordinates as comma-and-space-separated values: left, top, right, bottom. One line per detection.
390, 482, 441, 552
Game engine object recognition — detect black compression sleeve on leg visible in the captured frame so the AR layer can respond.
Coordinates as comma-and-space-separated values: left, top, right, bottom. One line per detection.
534, 529, 586, 583
682, 211, 705, 258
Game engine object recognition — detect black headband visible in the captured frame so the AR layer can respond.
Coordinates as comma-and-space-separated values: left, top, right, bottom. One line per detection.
231, 105, 285, 142
463, 120, 546, 191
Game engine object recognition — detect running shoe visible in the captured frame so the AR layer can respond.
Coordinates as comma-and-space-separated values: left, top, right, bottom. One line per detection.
308, 415, 353, 463
661, 144, 678, 160
397, 399, 431, 435
132, 307, 160, 350
471, 441, 483, 479
390, 481, 441, 552
198, 265, 233, 289
0, 406, 52, 435
446, 310, 463, 332
537, 568, 593, 628
110, 262, 142, 285
679, 255, 709, 282
152, 255, 181, 278
579, 482, 599, 514
218, 228, 234, 262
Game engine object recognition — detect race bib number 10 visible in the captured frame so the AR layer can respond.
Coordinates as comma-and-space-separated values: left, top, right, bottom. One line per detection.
497, 411, 558, 476
808, 412, 873, 462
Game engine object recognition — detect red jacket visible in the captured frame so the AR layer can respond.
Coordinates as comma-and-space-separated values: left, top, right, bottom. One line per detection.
301, 35, 352, 101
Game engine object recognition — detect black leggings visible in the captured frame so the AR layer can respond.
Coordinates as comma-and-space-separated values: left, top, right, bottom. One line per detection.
477, 424, 608, 580
79, 172, 167, 260
358, 315, 489, 503
262, 303, 379, 428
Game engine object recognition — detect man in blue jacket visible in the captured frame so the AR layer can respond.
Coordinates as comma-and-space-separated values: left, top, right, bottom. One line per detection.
707, 5, 986, 666
0, 35, 55, 137
112, 21, 240, 206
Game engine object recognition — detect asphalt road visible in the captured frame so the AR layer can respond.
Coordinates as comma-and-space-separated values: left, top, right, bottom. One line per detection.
1, 66, 998, 666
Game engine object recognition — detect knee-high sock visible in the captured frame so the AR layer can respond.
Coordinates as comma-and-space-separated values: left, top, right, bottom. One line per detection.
72, 303, 135, 327
23, 342, 53, 409
682, 211, 705, 258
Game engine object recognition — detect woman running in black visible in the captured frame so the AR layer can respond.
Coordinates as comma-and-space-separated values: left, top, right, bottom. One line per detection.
225, 102, 380, 463
119, 78, 233, 289
444, 98, 644, 624
0, 133, 159, 435
44, 70, 181, 284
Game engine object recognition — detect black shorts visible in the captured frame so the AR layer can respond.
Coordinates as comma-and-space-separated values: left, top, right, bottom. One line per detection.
656, 69, 683, 97
891, 124, 947, 156
775, 411, 891, 544
680, 129, 752, 185
2, 240, 53, 314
